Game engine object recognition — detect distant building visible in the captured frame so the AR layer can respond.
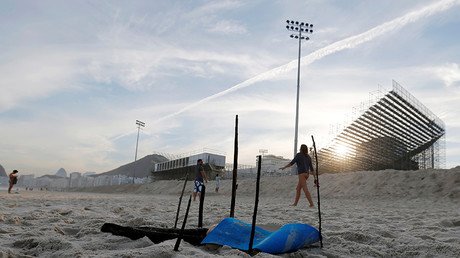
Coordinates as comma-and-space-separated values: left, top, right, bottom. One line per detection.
153, 152, 225, 180
18, 174, 35, 189
227, 154, 291, 178
154, 152, 225, 172
69, 172, 82, 187
79, 175, 95, 187
260, 154, 291, 175
34, 175, 68, 190
83, 172, 97, 177
94, 175, 111, 186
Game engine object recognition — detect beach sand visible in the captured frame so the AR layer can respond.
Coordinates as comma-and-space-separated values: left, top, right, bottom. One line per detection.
1, 168, 459, 257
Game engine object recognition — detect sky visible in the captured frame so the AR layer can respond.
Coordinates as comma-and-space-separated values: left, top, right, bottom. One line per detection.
1, 0, 460, 176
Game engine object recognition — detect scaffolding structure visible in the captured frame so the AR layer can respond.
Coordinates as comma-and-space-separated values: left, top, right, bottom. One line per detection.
317, 81, 446, 173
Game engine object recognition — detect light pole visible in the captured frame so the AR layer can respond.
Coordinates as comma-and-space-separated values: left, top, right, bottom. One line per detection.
133, 119, 145, 183
286, 19, 313, 157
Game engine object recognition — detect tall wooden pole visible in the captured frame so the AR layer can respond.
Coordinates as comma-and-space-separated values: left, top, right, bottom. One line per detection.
248, 155, 262, 253
311, 135, 323, 248
174, 195, 192, 251
174, 171, 189, 228
198, 184, 206, 228
230, 115, 238, 218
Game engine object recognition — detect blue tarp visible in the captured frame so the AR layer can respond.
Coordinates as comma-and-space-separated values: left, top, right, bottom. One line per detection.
201, 217, 320, 254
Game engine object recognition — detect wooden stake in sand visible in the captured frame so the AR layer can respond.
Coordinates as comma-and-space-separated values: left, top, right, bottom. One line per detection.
198, 184, 206, 228
174, 194, 192, 251
230, 114, 239, 218
311, 135, 323, 248
248, 155, 262, 254
174, 171, 189, 228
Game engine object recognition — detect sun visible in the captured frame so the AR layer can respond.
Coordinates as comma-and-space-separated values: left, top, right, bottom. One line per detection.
336, 145, 351, 157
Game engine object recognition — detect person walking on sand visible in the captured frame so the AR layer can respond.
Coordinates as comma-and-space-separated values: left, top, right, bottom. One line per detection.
193, 159, 208, 201
8, 170, 19, 194
280, 144, 315, 207
215, 173, 220, 193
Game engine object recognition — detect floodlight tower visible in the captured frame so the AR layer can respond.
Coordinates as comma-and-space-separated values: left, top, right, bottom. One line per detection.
132, 120, 145, 183
286, 19, 313, 157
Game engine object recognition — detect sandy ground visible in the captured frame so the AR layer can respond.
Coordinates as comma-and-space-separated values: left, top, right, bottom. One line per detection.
1, 168, 459, 257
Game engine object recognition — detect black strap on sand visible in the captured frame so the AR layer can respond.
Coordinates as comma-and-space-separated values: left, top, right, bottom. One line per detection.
174, 172, 189, 228
174, 194, 192, 251
311, 135, 323, 248
248, 155, 262, 254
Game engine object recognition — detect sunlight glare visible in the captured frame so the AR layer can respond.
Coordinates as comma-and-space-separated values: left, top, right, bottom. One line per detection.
336, 145, 350, 157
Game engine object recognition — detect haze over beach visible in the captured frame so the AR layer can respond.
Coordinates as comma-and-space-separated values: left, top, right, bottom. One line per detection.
1, 0, 460, 175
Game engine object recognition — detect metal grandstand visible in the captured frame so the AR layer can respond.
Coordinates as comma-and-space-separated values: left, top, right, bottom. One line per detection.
316, 80, 446, 173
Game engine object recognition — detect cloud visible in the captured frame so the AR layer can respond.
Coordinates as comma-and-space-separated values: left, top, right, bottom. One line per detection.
433, 63, 460, 87
187, 0, 244, 17
0, 49, 82, 112
207, 20, 247, 34
156, 0, 460, 122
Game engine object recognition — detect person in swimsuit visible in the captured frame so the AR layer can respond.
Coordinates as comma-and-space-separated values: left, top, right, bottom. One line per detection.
280, 144, 314, 207
8, 170, 19, 194
193, 159, 208, 201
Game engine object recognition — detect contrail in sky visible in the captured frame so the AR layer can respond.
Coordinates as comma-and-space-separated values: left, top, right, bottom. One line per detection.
157, 0, 459, 122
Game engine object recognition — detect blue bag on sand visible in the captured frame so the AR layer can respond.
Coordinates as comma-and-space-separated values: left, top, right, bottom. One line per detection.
201, 217, 320, 254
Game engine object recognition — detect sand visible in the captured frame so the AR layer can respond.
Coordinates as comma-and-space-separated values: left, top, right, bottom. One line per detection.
1, 168, 459, 257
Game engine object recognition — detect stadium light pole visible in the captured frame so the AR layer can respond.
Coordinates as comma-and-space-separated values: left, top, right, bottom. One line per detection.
286, 19, 313, 157
133, 120, 145, 183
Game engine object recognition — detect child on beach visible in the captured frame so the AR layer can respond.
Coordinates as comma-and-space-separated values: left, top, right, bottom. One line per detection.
280, 144, 315, 207
215, 174, 220, 193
